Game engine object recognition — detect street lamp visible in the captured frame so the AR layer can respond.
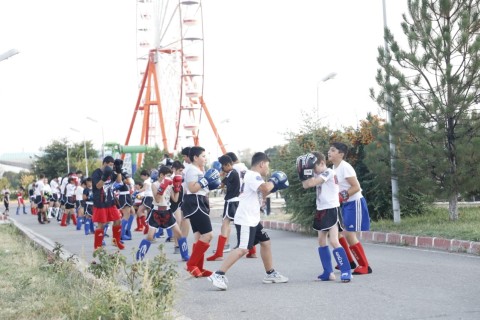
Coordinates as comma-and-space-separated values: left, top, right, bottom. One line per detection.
86, 116, 104, 158
66, 144, 70, 174
70, 127, 88, 176
382, 0, 401, 223
316, 72, 337, 118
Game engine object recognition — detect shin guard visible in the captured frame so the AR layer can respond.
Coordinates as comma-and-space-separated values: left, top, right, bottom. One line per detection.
178, 237, 190, 261
94, 229, 104, 249
333, 247, 352, 282
112, 225, 125, 250
136, 239, 151, 261
350, 242, 372, 275
339, 236, 357, 269
207, 235, 227, 261
318, 246, 335, 281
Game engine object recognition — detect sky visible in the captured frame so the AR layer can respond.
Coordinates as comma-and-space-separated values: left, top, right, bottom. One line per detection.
0, 0, 409, 161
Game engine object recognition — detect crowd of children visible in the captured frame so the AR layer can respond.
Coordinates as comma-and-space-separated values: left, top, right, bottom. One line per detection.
5, 142, 372, 292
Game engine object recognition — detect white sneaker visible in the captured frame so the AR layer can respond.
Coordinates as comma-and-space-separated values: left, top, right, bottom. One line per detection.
208, 273, 228, 290
262, 271, 288, 284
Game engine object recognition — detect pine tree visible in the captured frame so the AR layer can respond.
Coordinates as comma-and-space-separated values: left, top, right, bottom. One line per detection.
372, 0, 480, 220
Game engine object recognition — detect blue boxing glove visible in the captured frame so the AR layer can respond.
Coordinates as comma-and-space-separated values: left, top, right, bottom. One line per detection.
113, 182, 124, 191
212, 160, 222, 172
268, 171, 289, 193
101, 165, 113, 181
198, 168, 221, 190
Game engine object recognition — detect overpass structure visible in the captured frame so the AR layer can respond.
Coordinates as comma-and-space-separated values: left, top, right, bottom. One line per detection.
0, 152, 37, 170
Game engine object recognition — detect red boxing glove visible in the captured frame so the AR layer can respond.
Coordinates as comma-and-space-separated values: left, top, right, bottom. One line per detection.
157, 177, 173, 195
172, 175, 182, 193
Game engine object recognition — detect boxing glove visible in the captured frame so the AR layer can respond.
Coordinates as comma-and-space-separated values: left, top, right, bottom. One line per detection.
339, 190, 349, 203
172, 175, 183, 193
268, 171, 289, 193
114, 159, 123, 174
198, 168, 221, 190
102, 165, 113, 181
212, 160, 222, 172
157, 177, 173, 195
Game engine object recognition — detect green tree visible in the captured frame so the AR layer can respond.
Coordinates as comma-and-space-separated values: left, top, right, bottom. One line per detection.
33, 139, 98, 179
372, 0, 480, 220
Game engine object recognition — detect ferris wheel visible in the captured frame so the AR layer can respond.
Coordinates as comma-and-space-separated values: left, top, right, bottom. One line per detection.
125, 0, 226, 166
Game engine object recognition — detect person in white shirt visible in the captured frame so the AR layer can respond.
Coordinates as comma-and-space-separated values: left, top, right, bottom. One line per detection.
209, 152, 289, 290
328, 142, 372, 275
49, 177, 61, 219
300, 152, 352, 282
34, 174, 47, 224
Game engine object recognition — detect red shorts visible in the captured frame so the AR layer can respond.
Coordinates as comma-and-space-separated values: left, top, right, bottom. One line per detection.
92, 206, 122, 223
18, 198, 24, 205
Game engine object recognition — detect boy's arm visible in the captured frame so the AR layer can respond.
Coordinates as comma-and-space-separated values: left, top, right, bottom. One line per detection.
302, 176, 325, 189
344, 176, 361, 196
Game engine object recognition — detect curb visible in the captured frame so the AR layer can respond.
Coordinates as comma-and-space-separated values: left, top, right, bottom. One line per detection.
261, 220, 480, 255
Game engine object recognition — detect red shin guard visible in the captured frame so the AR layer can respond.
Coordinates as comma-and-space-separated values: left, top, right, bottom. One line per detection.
94, 229, 104, 249
60, 213, 68, 227
187, 241, 211, 277
206, 235, 227, 261
339, 236, 355, 263
350, 242, 372, 275
112, 225, 125, 250
246, 245, 257, 258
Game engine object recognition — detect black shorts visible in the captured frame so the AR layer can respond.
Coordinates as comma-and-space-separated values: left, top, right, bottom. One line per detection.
118, 193, 133, 209
223, 201, 238, 220
141, 196, 153, 210
234, 223, 270, 250
181, 194, 209, 218
60, 194, 67, 206
34, 195, 44, 209
146, 207, 177, 229
85, 203, 93, 216
313, 207, 344, 232
170, 199, 182, 213
48, 193, 59, 203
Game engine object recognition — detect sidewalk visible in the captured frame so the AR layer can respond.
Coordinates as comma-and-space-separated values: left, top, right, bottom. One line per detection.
231, 196, 480, 256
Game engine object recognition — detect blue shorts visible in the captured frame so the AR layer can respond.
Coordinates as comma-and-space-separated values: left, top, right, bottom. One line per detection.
341, 197, 370, 231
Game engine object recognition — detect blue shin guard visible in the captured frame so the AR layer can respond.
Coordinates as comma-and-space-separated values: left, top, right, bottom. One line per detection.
125, 214, 134, 239
90, 219, 95, 233
136, 239, 152, 261
165, 227, 174, 242
178, 237, 190, 261
103, 224, 109, 237
333, 247, 352, 282
318, 246, 334, 281
154, 227, 164, 238
121, 219, 131, 240
84, 218, 91, 235
76, 217, 83, 230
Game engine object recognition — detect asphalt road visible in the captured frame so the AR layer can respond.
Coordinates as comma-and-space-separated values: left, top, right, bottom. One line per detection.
7, 203, 480, 320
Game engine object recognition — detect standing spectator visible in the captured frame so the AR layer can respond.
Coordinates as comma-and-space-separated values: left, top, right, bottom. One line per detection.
2, 187, 10, 217
34, 174, 47, 224
16, 187, 27, 215
328, 142, 372, 275
91, 156, 124, 250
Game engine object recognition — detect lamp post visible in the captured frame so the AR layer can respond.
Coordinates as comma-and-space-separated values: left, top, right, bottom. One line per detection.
382, 0, 401, 223
70, 127, 88, 176
86, 116, 104, 158
316, 72, 337, 118
66, 144, 70, 174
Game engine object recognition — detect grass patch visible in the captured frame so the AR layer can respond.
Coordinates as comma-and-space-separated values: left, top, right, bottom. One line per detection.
370, 207, 480, 242
0, 224, 177, 320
